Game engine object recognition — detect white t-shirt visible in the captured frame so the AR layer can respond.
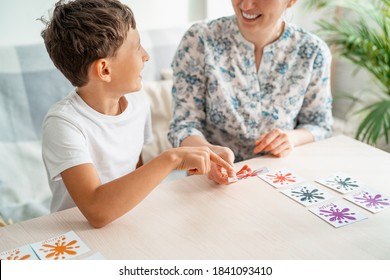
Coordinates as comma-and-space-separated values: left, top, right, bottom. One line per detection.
42, 89, 152, 212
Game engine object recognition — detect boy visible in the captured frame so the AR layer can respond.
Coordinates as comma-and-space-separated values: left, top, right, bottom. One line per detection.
40, 0, 235, 228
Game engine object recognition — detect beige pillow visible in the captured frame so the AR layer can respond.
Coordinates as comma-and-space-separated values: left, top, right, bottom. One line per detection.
141, 79, 174, 163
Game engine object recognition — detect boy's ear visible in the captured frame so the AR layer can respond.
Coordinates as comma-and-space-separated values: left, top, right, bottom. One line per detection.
94, 59, 112, 82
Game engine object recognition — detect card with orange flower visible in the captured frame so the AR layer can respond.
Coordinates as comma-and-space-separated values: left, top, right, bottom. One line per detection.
258, 168, 306, 188
30, 230, 90, 260
0, 244, 39, 260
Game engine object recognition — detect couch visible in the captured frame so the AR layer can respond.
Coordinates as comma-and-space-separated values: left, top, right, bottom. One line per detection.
0, 26, 187, 224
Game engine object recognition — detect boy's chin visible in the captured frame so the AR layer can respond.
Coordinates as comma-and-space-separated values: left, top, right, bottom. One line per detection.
127, 84, 142, 93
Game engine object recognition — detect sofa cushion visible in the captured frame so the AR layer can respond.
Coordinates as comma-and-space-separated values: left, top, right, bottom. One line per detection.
0, 44, 73, 222
141, 79, 174, 163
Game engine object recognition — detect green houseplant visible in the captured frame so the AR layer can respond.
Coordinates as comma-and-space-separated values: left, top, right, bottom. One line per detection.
305, 0, 390, 146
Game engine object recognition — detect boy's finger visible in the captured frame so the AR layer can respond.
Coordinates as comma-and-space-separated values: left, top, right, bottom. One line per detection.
209, 150, 236, 177
188, 168, 198, 175
210, 168, 235, 185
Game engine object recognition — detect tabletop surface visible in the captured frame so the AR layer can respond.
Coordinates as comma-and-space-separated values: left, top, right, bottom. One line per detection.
1, 135, 389, 260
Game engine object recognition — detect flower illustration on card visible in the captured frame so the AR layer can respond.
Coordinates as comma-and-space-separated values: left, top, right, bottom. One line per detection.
325, 175, 360, 191
353, 192, 390, 209
0, 249, 30, 260
319, 205, 356, 224
291, 187, 325, 203
39, 236, 80, 260
266, 171, 296, 185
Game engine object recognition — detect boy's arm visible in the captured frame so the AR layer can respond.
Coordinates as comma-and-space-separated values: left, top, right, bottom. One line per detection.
61, 146, 234, 228
181, 135, 235, 165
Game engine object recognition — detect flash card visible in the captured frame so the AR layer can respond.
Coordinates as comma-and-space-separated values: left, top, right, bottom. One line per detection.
243, 166, 269, 178
344, 188, 390, 213
280, 183, 335, 206
315, 172, 364, 194
30, 230, 90, 260
0, 244, 39, 260
309, 200, 367, 228
258, 169, 306, 188
228, 165, 268, 183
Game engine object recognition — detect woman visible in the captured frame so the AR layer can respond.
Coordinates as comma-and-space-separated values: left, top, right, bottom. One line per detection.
168, 0, 333, 184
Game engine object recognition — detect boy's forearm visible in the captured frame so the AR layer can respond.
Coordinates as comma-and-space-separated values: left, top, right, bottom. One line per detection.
80, 151, 179, 228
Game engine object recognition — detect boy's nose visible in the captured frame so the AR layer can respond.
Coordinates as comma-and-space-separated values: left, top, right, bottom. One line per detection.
142, 47, 150, 62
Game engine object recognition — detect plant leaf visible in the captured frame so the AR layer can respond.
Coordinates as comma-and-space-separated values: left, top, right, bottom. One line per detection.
355, 100, 390, 144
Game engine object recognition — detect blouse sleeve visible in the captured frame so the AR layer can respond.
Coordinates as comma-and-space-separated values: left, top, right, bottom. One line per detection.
168, 24, 208, 147
296, 42, 333, 141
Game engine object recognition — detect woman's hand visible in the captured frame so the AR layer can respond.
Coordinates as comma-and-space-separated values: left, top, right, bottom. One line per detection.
253, 128, 294, 157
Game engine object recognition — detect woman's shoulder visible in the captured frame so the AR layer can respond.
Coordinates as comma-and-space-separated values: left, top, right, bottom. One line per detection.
186, 15, 236, 37
285, 23, 330, 52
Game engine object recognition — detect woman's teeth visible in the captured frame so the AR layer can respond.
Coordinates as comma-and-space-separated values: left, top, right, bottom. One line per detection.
242, 11, 260, 20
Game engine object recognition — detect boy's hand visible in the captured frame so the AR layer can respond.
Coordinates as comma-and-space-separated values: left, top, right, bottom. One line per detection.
174, 146, 235, 178
253, 128, 294, 157
207, 146, 236, 185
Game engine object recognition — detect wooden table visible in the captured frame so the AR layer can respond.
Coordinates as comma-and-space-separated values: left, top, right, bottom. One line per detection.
1, 135, 389, 259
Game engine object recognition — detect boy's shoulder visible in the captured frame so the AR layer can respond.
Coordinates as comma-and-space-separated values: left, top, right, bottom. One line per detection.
43, 89, 83, 125
43, 90, 150, 127
45, 90, 77, 114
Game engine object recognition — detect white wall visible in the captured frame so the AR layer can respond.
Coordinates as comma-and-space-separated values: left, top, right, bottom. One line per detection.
1, 0, 50, 46
206, 0, 233, 20
0, 0, 198, 46
0, 0, 322, 46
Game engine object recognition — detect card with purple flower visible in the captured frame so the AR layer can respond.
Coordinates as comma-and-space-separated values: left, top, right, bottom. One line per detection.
344, 188, 390, 213
309, 200, 367, 228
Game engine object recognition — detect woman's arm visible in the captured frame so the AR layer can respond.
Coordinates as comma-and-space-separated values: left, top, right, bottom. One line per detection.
168, 23, 208, 149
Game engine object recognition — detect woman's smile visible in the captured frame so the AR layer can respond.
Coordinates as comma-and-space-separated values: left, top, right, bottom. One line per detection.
241, 11, 262, 20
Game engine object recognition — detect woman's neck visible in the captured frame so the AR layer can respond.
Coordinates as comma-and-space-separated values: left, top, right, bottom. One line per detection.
253, 20, 284, 50
243, 20, 285, 69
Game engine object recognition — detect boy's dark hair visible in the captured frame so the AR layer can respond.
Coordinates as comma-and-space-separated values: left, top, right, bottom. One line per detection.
41, 0, 136, 87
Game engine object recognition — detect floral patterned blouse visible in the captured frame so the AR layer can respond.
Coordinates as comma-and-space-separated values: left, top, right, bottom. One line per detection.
168, 16, 333, 162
